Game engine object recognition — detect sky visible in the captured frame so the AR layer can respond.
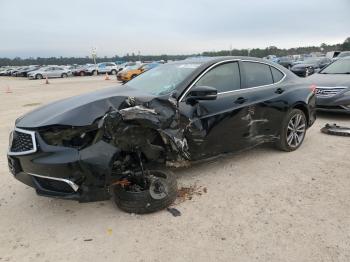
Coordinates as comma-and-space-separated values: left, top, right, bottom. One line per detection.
0, 0, 349, 58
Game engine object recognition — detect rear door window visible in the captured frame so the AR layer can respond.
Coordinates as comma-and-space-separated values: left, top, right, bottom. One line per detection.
270, 67, 284, 83
242, 62, 274, 88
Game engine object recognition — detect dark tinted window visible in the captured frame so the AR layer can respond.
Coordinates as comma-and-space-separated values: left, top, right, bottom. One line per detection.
196, 62, 240, 92
270, 67, 284, 82
243, 62, 273, 88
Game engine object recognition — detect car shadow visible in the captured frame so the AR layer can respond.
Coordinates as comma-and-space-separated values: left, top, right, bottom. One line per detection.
27, 143, 278, 217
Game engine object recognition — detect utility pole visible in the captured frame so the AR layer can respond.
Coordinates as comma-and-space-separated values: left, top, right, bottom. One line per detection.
138, 51, 141, 62
230, 44, 232, 56
91, 47, 97, 65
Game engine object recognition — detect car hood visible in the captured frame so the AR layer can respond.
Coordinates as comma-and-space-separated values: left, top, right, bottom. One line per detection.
292, 63, 315, 69
15, 85, 157, 128
305, 73, 350, 87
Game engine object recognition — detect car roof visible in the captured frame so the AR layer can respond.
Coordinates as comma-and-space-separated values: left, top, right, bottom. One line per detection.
170, 56, 278, 65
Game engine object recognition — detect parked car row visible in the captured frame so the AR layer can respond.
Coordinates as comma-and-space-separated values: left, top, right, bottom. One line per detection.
0, 61, 160, 80
264, 51, 350, 77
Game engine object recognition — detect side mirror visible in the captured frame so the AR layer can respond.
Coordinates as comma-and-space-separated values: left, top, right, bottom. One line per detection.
186, 86, 217, 104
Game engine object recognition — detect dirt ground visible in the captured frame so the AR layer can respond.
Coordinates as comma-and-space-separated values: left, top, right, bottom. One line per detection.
0, 76, 349, 262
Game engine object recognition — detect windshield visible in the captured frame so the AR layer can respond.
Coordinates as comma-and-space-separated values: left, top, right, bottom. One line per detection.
338, 52, 350, 58
320, 59, 350, 74
126, 63, 201, 95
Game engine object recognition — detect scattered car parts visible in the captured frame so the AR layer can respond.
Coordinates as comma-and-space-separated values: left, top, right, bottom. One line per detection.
321, 123, 350, 137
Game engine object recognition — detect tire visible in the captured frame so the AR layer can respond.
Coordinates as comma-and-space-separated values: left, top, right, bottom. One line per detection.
275, 109, 307, 152
61, 73, 68, 78
92, 70, 98, 76
80, 71, 85, 76
131, 74, 137, 79
113, 170, 177, 214
111, 69, 117, 75
36, 74, 43, 80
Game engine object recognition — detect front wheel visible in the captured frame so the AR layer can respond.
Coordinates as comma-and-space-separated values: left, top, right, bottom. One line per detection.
61, 73, 68, 78
111, 69, 117, 75
276, 109, 307, 152
36, 74, 43, 80
113, 170, 177, 214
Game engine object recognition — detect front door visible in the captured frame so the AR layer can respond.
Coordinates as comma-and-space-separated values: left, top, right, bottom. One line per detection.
179, 61, 252, 160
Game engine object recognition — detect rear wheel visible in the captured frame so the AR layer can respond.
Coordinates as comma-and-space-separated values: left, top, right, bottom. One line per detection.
113, 170, 177, 214
80, 71, 85, 76
111, 69, 117, 75
92, 70, 98, 76
61, 73, 68, 78
276, 109, 307, 152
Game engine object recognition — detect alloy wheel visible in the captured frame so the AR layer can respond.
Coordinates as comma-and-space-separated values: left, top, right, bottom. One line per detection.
286, 113, 306, 148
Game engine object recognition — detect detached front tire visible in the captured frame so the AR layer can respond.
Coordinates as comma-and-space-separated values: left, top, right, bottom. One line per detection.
113, 170, 177, 214
276, 108, 307, 152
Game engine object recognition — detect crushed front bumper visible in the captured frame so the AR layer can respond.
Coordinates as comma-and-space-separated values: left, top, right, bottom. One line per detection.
7, 128, 119, 202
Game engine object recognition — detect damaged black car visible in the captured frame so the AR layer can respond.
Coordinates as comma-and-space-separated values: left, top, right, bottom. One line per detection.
7, 57, 316, 213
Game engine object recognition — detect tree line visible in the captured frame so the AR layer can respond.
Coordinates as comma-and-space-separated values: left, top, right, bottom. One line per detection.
1, 37, 349, 66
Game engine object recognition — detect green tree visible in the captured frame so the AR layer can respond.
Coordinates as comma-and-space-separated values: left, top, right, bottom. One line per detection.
342, 37, 350, 50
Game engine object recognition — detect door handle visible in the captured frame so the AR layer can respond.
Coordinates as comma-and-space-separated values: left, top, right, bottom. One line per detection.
234, 97, 247, 104
275, 88, 284, 94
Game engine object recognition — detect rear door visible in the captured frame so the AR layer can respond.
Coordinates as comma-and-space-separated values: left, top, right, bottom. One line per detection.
239, 61, 287, 140
46, 67, 56, 77
54, 67, 64, 77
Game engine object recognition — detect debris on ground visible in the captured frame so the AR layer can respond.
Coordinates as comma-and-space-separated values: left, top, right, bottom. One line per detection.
83, 239, 93, 242
22, 103, 42, 107
166, 207, 181, 217
176, 185, 207, 204
321, 123, 350, 137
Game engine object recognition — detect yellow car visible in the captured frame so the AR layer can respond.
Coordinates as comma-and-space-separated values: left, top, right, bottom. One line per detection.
117, 63, 159, 82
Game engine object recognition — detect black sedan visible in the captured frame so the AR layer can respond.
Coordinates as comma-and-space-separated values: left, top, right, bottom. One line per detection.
291, 57, 332, 77
13, 66, 41, 77
306, 57, 350, 114
7, 57, 316, 212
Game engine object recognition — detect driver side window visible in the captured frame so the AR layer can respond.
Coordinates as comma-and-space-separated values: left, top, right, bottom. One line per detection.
195, 62, 241, 93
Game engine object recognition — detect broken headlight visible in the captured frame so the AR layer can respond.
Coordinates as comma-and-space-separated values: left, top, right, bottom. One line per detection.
39, 125, 99, 149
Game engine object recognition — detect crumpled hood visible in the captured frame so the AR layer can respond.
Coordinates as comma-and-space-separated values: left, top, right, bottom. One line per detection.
305, 73, 350, 87
16, 85, 156, 128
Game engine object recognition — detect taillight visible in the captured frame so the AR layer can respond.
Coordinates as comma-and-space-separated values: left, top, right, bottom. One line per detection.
310, 84, 317, 94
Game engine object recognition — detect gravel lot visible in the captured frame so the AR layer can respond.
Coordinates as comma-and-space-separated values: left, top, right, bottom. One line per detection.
0, 76, 349, 262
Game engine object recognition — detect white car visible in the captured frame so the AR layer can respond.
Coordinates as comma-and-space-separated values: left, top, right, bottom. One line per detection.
97, 62, 119, 75
28, 66, 72, 80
